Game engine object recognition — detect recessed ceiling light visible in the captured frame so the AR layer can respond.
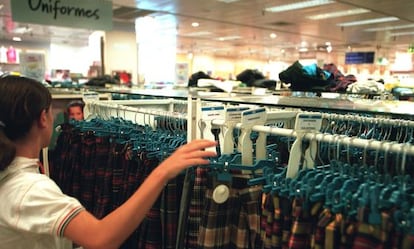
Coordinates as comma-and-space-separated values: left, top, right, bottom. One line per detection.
265, 0, 334, 13
12, 37, 22, 41
217, 0, 240, 3
298, 47, 309, 52
270, 33, 277, 39
182, 31, 212, 37
191, 22, 199, 27
217, 36, 241, 41
365, 24, 414, 32
307, 8, 370, 20
337, 17, 399, 27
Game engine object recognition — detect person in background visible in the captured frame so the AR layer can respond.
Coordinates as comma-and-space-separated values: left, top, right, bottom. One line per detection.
66, 100, 85, 121
0, 75, 217, 249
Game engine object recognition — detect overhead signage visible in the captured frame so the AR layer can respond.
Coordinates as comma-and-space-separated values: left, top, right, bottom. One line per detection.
11, 0, 113, 30
345, 52, 375, 64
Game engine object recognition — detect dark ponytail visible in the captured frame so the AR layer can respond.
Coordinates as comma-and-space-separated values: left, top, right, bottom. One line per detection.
0, 129, 16, 171
0, 75, 51, 170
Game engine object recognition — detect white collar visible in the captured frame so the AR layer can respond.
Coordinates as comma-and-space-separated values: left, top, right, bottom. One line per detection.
0, 157, 39, 181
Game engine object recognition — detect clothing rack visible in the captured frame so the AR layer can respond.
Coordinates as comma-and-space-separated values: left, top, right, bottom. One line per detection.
49, 96, 414, 249
210, 113, 414, 180
211, 119, 414, 155
86, 99, 188, 119
51, 99, 195, 249
85, 99, 189, 135
321, 112, 414, 127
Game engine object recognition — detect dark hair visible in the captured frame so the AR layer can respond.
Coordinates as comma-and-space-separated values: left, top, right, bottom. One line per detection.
66, 100, 85, 112
0, 75, 52, 170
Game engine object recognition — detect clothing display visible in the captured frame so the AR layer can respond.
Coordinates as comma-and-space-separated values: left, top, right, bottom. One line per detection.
46, 96, 414, 249
50, 117, 187, 249
347, 79, 385, 94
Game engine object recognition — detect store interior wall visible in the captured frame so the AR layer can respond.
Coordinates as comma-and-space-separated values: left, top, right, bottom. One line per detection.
104, 30, 138, 84
49, 43, 92, 77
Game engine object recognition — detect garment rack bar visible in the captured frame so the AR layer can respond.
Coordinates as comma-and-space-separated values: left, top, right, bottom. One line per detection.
321, 113, 414, 127
87, 101, 187, 120
211, 120, 414, 156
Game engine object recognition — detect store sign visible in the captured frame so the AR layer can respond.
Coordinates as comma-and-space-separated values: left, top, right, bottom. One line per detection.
11, 0, 113, 30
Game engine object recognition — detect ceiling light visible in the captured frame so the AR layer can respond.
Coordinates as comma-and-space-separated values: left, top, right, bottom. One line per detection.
300, 41, 308, 47
270, 33, 277, 39
337, 17, 399, 27
191, 22, 199, 27
307, 8, 370, 20
12, 37, 22, 42
298, 47, 309, 52
265, 0, 334, 13
326, 45, 332, 53
389, 31, 414, 36
217, 0, 240, 2
365, 24, 414, 32
182, 31, 212, 37
217, 36, 241, 41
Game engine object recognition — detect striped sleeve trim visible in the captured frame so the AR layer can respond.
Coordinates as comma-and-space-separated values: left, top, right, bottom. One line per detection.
56, 206, 85, 237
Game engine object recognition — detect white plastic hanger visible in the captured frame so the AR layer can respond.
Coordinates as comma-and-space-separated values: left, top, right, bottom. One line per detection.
238, 108, 267, 165
286, 113, 322, 178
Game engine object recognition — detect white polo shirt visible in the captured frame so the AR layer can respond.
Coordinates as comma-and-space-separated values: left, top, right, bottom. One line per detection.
0, 157, 84, 249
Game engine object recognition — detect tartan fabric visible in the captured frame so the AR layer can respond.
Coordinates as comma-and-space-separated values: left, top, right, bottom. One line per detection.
378, 211, 394, 249
91, 137, 111, 219
324, 215, 341, 249
111, 143, 131, 210
160, 175, 184, 249
49, 124, 81, 197
69, 132, 83, 199
401, 234, 414, 249
79, 131, 98, 212
50, 122, 183, 249
119, 157, 140, 249
137, 196, 162, 249
351, 211, 394, 249
260, 193, 284, 249
288, 198, 322, 249
279, 196, 292, 249
391, 231, 404, 249
197, 183, 262, 249
271, 195, 283, 249
261, 193, 275, 249
137, 156, 162, 249
351, 223, 383, 249
185, 167, 209, 248
338, 217, 355, 249
92, 136, 112, 219
314, 208, 335, 249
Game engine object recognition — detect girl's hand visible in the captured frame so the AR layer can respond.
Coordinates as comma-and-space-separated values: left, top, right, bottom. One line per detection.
157, 139, 217, 180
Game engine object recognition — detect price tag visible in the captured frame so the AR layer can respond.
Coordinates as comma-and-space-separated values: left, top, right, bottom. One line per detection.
201, 106, 225, 121
241, 107, 267, 127
225, 107, 249, 123
294, 113, 322, 132
82, 92, 99, 103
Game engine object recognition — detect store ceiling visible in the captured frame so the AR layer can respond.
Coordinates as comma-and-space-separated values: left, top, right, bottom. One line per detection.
0, 0, 413, 62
